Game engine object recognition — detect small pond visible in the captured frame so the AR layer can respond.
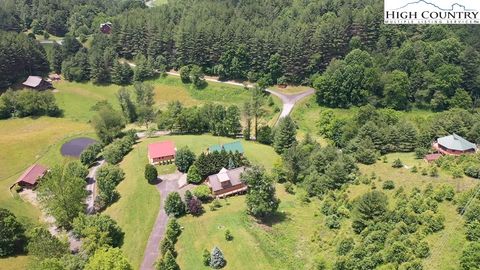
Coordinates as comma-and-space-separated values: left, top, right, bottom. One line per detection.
61, 137, 97, 157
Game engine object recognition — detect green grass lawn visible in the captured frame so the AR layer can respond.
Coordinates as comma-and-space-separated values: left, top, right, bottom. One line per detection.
0, 117, 94, 270
176, 185, 320, 270
53, 75, 256, 123
105, 135, 279, 269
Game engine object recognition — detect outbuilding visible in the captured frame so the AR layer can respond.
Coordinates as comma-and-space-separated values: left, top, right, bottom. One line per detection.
100, 22, 112, 34
148, 141, 176, 165
22, 76, 52, 90
16, 164, 48, 188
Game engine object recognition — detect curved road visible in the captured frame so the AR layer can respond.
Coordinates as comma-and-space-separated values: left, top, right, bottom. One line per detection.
165, 71, 315, 124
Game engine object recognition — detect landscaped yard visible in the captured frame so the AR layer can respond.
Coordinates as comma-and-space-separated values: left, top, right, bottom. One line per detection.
105, 135, 279, 269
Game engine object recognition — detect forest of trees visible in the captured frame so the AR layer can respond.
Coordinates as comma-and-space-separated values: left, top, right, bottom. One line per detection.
1, 0, 479, 112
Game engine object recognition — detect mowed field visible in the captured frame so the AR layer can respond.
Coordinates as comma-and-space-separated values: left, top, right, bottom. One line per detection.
105, 135, 279, 269
0, 117, 93, 270
53, 75, 257, 123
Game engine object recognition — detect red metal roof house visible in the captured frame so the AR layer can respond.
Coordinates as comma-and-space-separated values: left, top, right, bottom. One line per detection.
148, 141, 176, 165
16, 164, 48, 188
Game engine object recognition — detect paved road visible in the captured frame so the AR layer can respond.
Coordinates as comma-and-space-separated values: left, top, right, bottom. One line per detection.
140, 172, 182, 270
86, 159, 105, 214
266, 88, 315, 120
164, 71, 315, 124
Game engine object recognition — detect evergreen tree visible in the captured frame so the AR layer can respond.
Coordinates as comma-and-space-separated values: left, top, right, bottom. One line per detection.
187, 164, 202, 184
112, 62, 134, 85
175, 146, 196, 173
145, 164, 158, 184
273, 116, 297, 154
164, 192, 185, 217
117, 87, 137, 123
0, 208, 26, 256
209, 246, 226, 269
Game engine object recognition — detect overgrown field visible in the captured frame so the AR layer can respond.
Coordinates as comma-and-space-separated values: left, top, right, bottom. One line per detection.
175, 152, 478, 270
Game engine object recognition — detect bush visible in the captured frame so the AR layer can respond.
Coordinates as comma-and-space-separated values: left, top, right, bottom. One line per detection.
165, 218, 182, 242
336, 237, 354, 256
421, 168, 428, 176
145, 164, 158, 184
192, 185, 212, 202
382, 180, 395, 190
325, 215, 341, 229
160, 238, 175, 257
164, 192, 185, 217
411, 166, 418, 173
466, 220, 480, 241
210, 246, 226, 269
102, 137, 134, 164
284, 182, 294, 194
187, 164, 203, 184
202, 249, 210, 266
212, 198, 222, 209
415, 241, 430, 258
96, 165, 125, 206
392, 158, 403, 168
429, 166, 439, 177
465, 166, 480, 179
225, 230, 233, 241
187, 196, 203, 216
460, 242, 480, 270
415, 147, 429, 159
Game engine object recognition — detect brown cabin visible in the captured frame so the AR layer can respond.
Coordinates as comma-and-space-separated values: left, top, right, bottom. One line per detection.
207, 167, 247, 197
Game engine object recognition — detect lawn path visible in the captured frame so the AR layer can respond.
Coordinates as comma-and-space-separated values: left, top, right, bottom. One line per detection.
140, 172, 181, 270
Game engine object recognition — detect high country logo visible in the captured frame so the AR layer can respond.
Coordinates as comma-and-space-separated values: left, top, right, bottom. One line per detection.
384, 0, 480, 24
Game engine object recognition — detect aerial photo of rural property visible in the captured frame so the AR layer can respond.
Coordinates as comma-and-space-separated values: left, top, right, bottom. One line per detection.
1, 0, 480, 269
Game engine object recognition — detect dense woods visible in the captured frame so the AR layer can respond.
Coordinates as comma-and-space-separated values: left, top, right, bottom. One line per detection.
1, 0, 479, 112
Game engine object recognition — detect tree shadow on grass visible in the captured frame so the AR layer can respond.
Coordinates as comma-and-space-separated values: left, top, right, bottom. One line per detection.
256, 211, 290, 227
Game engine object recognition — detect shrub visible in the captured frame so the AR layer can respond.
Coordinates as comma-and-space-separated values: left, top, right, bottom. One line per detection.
465, 166, 480, 179
460, 242, 480, 270
164, 192, 185, 217
202, 249, 210, 266
421, 168, 428, 175
466, 220, 480, 241
210, 246, 226, 269
165, 218, 182, 243
193, 185, 212, 202
336, 237, 354, 256
160, 238, 175, 257
96, 165, 125, 206
325, 215, 341, 229
187, 164, 203, 184
429, 166, 439, 177
382, 180, 395, 190
411, 166, 418, 173
415, 241, 430, 258
284, 182, 294, 194
212, 198, 222, 208
392, 159, 403, 168
225, 230, 233, 241
414, 147, 429, 159
187, 196, 203, 216
144, 164, 158, 184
